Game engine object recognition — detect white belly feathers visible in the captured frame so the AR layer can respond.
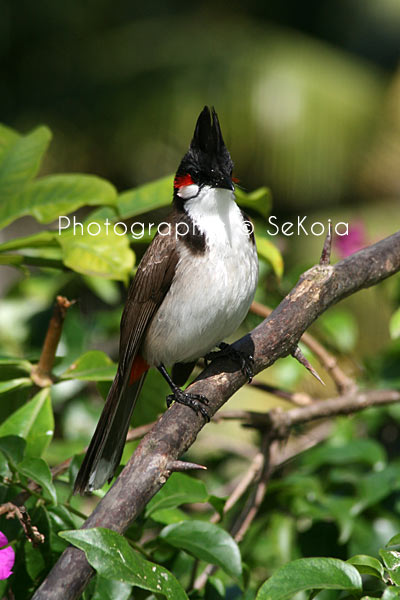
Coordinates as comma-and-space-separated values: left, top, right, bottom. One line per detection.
141, 188, 259, 366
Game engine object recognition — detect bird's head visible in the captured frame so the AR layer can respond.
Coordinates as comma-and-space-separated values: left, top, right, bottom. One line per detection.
174, 106, 234, 202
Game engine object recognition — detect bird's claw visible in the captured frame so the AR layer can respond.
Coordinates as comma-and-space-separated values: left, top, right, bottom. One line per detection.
205, 342, 254, 383
166, 389, 210, 422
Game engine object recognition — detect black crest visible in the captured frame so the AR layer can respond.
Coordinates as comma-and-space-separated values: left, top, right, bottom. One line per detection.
174, 106, 234, 194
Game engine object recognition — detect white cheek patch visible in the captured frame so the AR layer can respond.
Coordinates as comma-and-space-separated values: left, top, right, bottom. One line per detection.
177, 184, 199, 199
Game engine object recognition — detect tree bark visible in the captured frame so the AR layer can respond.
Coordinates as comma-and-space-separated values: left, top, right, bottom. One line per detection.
33, 231, 400, 599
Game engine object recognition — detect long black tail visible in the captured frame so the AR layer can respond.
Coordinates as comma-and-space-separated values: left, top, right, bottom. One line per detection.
74, 371, 146, 494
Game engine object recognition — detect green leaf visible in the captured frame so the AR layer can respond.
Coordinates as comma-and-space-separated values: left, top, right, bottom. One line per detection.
0, 254, 25, 267
205, 577, 226, 600
0, 124, 52, 228
0, 435, 26, 465
49, 505, 78, 531
0, 356, 32, 371
390, 308, 400, 340
387, 534, 400, 547
92, 576, 131, 600
117, 175, 173, 218
235, 186, 272, 220
17, 456, 57, 503
0, 377, 32, 394
255, 234, 284, 279
58, 221, 134, 281
0, 451, 11, 479
61, 351, 117, 381
347, 554, 384, 579
0, 230, 57, 253
83, 276, 120, 304
59, 527, 188, 600
352, 466, 400, 515
0, 388, 54, 457
208, 495, 226, 518
145, 473, 209, 517
17, 456, 57, 504
304, 438, 386, 469
379, 549, 400, 586
48, 505, 78, 553
382, 589, 400, 599
160, 520, 242, 583
18, 174, 117, 224
256, 558, 362, 600
25, 539, 46, 579
150, 507, 189, 525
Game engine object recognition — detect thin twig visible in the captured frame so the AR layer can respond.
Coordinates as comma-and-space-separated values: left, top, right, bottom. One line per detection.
269, 421, 333, 470
250, 301, 356, 393
210, 452, 264, 524
194, 433, 272, 589
292, 346, 325, 385
230, 435, 271, 543
0, 502, 45, 546
320, 219, 332, 266
249, 381, 313, 405
212, 390, 400, 437
31, 296, 75, 387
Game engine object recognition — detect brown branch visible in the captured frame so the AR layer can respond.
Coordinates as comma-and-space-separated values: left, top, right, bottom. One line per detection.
210, 390, 400, 436
31, 296, 75, 387
194, 433, 272, 589
250, 300, 356, 393
248, 381, 313, 405
269, 421, 333, 469
230, 433, 271, 544
210, 451, 265, 524
33, 231, 400, 600
0, 502, 45, 546
266, 389, 400, 437
194, 422, 334, 588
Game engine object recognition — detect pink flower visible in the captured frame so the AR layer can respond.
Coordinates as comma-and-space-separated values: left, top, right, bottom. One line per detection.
0, 531, 15, 580
335, 221, 367, 258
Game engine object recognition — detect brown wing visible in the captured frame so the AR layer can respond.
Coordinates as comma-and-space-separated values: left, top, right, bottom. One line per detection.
118, 228, 179, 374
74, 228, 178, 493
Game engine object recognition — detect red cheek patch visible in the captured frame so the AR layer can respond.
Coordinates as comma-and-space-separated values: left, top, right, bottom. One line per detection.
232, 176, 240, 184
174, 174, 194, 188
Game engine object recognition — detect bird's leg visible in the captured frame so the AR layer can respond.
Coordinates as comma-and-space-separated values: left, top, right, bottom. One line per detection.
204, 342, 254, 383
157, 364, 210, 422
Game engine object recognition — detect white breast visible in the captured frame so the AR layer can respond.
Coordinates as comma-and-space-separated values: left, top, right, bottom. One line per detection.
142, 187, 259, 366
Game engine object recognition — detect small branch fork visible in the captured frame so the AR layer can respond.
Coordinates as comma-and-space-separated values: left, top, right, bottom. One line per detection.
33, 230, 400, 600
193, 388, 400, 588
0, 502, 45, 547
251, 300, 356, 394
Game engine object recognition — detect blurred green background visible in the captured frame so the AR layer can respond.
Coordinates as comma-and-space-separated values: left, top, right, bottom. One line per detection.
1, 2, 400, 597
1, 0, 399, 410
1, 0, 400, 478
2, 0, 400, 208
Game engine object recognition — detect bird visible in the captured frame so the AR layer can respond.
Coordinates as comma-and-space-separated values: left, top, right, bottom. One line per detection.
74, 106, 259, 494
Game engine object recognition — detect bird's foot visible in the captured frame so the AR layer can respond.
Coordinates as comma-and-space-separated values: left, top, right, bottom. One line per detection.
166, 387, 210, 422
205, 342, 254, 383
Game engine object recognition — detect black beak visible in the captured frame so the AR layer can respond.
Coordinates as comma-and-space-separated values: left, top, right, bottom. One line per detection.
215, 174, 234, 191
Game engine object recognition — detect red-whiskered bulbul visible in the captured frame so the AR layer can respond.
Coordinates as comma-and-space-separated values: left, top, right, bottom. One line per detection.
74, 106, 259, 494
